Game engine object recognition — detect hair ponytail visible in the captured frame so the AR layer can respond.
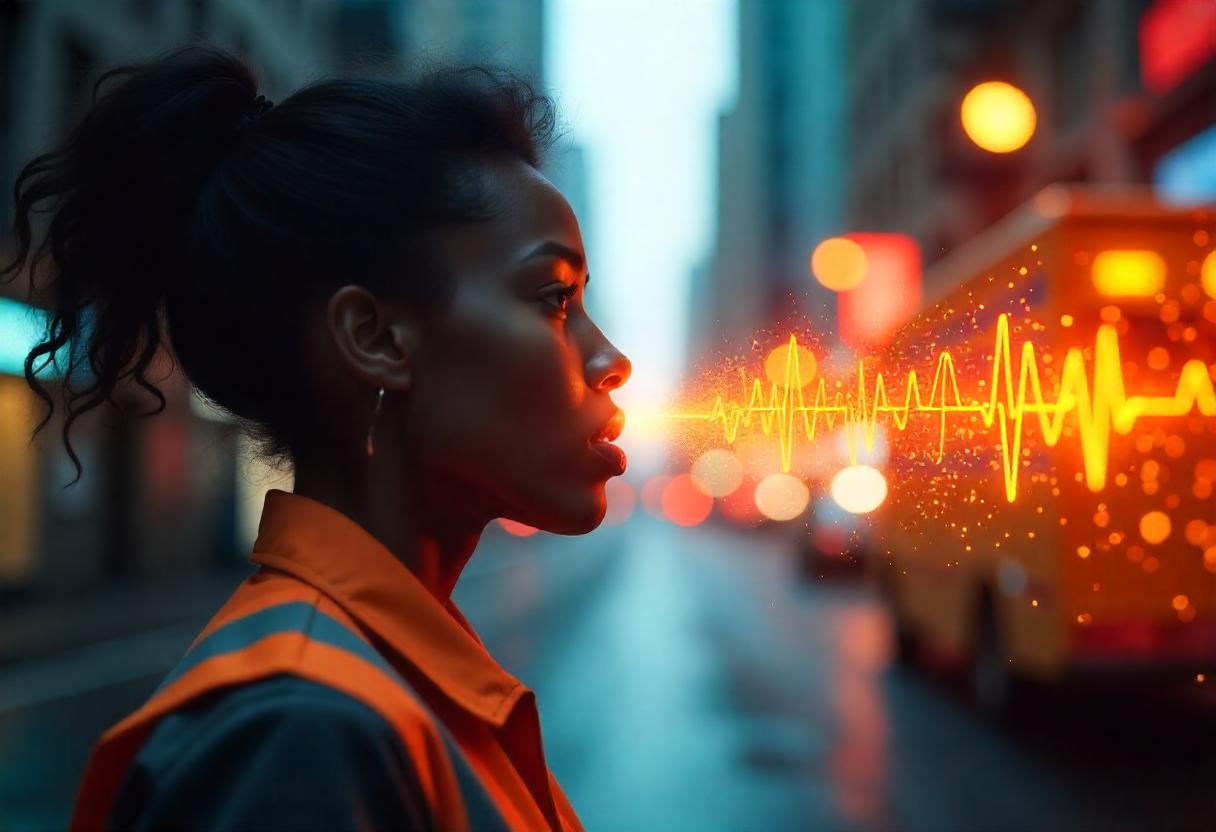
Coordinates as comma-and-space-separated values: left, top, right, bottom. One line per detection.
1, 45, 264, 481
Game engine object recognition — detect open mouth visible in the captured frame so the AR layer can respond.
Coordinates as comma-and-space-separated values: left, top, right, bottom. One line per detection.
588, 409, 627, 475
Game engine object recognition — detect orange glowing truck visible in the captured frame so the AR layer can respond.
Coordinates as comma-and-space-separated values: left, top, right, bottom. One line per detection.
869, 186, 1216, 713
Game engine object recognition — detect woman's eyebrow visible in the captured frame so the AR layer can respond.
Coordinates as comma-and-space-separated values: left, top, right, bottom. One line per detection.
520, 240, 586, 274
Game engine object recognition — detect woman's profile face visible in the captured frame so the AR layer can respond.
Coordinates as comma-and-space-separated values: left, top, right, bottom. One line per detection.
405, 157, 631, 535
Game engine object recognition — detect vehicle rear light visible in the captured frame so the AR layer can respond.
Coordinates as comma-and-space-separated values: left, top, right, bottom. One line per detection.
1092, 250, 1166, 297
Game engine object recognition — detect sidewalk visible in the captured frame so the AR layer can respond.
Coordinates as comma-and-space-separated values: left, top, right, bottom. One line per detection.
0, 568, 248, 667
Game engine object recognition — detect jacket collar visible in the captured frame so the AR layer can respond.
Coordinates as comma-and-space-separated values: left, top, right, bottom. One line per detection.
249, 489, 526, 727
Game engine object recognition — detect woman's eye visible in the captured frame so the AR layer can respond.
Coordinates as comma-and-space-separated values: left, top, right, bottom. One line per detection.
540, 286, 577, 317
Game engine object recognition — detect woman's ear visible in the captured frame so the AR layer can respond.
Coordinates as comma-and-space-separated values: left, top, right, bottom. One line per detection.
326, 285, 417, 393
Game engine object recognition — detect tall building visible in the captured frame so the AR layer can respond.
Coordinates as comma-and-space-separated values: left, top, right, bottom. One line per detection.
695, 0, 847, 360
844, 0, 1216, 298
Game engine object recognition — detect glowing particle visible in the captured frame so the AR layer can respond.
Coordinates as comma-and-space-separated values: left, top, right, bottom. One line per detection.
1031, 599, 1039, 607
1076, 613, 1092, 625
690, 449, 744, 498
1142, 556, 1160, 573
1198, 674, 1207, 683
1076, 545, 1091, 559
1093, 510, 1110, 528
1172, 594, 1189, 611
754, 472, 810, 521
1059, 313, 1074, 327
1140, 511, 1171, 544
960, 81, 1036, 153
829, 465, 888, 515
1186, 519, 1210, 546
811, 237, 868, 292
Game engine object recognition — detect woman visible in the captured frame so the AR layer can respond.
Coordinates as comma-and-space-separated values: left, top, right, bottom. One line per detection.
3, 45, 629, 831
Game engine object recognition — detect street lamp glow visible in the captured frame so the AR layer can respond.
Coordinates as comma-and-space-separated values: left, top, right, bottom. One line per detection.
961, 81, 1036, 153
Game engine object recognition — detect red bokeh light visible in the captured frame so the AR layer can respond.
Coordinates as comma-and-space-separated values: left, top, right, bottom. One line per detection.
660, 474, 714, 527
718, 477, 763, 527
837, 233, 922, 348
1139, 0, 1216, 95
641, 474, 673, 519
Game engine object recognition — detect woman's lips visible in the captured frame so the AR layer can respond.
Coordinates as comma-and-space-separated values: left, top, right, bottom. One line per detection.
588, 438, 627, 475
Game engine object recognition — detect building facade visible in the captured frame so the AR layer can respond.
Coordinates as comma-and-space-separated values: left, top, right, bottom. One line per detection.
694, 0, 847, 361
844, 0, 1216, 299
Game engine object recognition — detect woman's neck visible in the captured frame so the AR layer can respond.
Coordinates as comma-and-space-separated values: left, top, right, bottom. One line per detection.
291, 456, 483, 602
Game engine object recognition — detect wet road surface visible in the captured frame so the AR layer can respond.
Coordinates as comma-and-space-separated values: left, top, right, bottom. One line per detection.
2, 516, 1214, 830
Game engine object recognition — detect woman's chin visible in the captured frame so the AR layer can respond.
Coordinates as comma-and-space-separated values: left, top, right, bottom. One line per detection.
517, 489, 607, 536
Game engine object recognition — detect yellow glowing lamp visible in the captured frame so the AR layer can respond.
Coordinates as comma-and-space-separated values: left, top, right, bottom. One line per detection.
1202, 250, 1216, 300
811, 237, 868, 292
960, 81, 1036, 153
1092, 250, 1166, 297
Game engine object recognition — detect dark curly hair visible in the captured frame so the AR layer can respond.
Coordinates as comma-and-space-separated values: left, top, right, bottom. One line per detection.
1, 44, 556, 483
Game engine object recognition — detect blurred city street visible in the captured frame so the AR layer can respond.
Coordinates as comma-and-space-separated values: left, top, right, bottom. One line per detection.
3, 515, 1214, 831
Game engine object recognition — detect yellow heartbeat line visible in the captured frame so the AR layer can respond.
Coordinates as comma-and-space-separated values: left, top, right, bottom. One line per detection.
670, 313, 1216, 502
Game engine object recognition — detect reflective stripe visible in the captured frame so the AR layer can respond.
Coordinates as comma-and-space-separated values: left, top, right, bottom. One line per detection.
155, 602, 393, 694
157, 601, 509, 831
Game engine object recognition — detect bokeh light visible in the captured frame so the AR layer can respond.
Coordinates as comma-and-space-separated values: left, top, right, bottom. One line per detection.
661, 474, 714, 526
641, 474, 672, 519
1202, 250, 1216, 300
765, 341, 818, 389
810, 237, 868, 292
602, 478, 636, 526
718, 477, 763, 526
829, 465, 888, 514
1139, 510, 1172, 545
690, 449, 744, 497
960, 81, 1036, 153
753, 472, 810, 521
735, 432, 785, 481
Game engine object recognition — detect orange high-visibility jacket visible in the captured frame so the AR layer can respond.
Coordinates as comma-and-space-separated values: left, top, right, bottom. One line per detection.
71, 489, 584, 831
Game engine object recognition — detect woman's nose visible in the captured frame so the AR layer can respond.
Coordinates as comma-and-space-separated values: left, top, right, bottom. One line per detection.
586, 339, 631, 392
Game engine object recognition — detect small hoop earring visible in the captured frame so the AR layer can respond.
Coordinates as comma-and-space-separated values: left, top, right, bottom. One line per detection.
365, 387, 385, 458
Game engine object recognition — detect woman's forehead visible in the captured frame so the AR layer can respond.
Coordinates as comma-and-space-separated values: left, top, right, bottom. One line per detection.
437, 159, 584, 274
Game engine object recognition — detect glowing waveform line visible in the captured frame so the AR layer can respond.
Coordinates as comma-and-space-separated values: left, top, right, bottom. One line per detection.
670, 313, 1216, 502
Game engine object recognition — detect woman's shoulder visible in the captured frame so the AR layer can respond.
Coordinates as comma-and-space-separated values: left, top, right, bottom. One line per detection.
110, 674, 434, 830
